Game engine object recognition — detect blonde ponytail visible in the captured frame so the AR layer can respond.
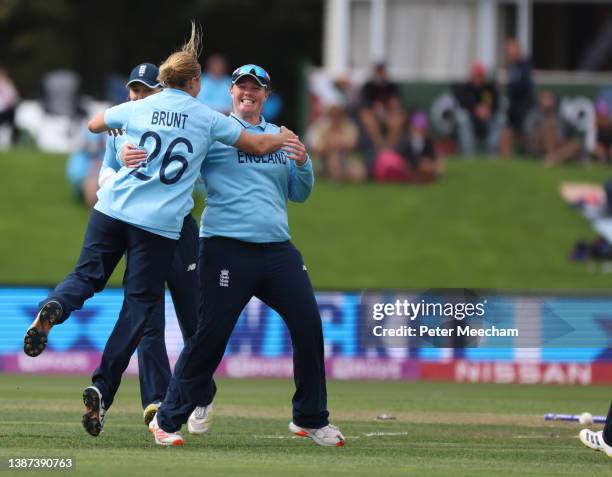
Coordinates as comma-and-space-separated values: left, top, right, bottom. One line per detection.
158, 21, 203, 88
182, 21, 203, 59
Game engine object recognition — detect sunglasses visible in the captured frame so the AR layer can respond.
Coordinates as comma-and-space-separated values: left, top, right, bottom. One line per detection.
231, 64, 271, 88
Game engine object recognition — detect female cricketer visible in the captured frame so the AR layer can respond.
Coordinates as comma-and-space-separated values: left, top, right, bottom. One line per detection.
24, 24, 293, 437
147, 64, 345, 447
97, 62, 212, 435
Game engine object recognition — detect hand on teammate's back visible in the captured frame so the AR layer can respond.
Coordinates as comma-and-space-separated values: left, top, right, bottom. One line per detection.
121, 143, 148, 168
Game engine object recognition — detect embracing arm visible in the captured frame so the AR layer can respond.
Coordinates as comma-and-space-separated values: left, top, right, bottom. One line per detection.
288, 159, 314, 202
88, 102, 132, 134
233, 126, 296, 156
286, 137, 314, 202
88, 112, 107, 133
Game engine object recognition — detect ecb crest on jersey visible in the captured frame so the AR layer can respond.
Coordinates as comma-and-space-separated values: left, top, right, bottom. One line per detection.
219, 269, 230, 287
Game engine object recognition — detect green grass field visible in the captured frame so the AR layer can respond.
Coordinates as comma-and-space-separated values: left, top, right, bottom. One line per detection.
1, 375, 611, 476
1, 148, 611, 289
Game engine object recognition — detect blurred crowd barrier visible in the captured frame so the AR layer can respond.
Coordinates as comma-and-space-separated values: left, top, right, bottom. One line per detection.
15, 99, 109, 153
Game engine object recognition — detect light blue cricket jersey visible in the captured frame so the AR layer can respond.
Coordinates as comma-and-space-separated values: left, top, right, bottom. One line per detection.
99, 132, 207, 218
95, 88, 242, 239
200, 113, 314, 242
101, 134, 124, 173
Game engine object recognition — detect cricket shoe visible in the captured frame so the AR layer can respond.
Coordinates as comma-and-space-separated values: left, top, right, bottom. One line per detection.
143, 401, 161, 427
149, 414, 159, 433
82, 386, 106, 437
153, 423, 184, 446
289, 422, 345, 447
188, 403, 214, 435
580, 429, 612, 457
23, 300, 63, 357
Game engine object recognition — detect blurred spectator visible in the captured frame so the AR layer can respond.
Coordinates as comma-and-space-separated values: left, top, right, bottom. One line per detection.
308, 71, 359, 125
595, 99, 612, 163
197, 54, 232, 114
306, 103, 365, 182
66, 126, 106, 207
358, 62, 406, 151
500, 38, 534, 156
524, 90, 583, 165
395, 112, 443, 182
372, 112, 442, 183
0, 67, 19, 147
334, 75, 360, 111
451, 62, 504, 155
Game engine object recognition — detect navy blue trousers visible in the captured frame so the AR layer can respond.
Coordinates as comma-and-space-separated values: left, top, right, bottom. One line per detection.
41, 209, 177, 408
135, 214, 201, 408
157, 237, 329, 432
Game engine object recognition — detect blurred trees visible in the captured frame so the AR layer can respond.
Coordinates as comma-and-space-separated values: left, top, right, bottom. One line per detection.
0, 0, 322, 126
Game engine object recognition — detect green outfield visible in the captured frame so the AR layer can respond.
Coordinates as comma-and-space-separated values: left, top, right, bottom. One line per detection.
0, 148, 610, 289
0, 375, 610, 476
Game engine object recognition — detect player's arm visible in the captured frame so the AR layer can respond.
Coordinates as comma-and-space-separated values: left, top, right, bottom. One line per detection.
233, 126, 296, 156
88, 112, 107, 133
286, 137, 314, 203
88, 102, 134, 134
211, 110, 296, 155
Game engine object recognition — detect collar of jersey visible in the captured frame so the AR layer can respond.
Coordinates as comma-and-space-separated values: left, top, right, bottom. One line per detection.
230, 112, 267, 131
164, 88, 193, 98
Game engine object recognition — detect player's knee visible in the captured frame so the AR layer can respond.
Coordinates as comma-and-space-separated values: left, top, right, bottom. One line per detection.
291, 315, 323, 336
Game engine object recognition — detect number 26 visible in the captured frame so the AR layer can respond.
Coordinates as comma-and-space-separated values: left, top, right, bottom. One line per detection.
131, 132, 192, 185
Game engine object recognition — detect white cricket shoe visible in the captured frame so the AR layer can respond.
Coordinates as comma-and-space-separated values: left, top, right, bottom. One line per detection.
82, 386, 106, 437
143, 401, 161, 427
153, 425, 184, 446
289, 422, 345, 447
149, 414, 159, 433
188, 403, 214, 435
580, 429, 612, 457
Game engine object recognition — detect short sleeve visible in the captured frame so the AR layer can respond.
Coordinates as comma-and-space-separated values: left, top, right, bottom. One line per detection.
210, 111, 242, 146
104, 101, 135, 129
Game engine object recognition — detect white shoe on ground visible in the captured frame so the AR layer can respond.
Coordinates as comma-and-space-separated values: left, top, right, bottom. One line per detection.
153, 423, 184, 446
188, 403, 214, 435
289, 421, 345, 447
149, 414, 159, 433
580, 429, 612, 457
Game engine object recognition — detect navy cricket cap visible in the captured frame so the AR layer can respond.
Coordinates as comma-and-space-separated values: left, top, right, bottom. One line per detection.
126, 63, 161, 89
231, 64, 271, 88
